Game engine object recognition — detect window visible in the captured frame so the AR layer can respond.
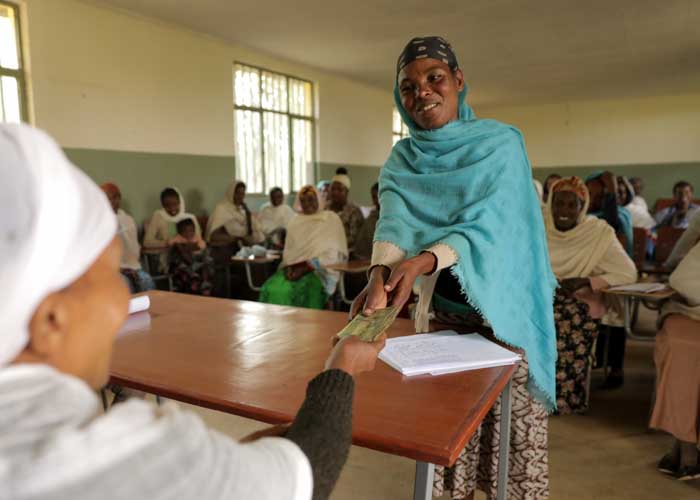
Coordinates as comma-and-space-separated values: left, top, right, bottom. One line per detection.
0, 1, 26, 123
233, 63, 314, 193
392, 106, 409, 145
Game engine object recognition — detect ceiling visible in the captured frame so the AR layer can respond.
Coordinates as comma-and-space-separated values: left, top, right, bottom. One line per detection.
93, 0, 700, 107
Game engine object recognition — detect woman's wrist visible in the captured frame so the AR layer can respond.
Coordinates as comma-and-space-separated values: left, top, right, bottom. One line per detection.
417, 251, 438, 275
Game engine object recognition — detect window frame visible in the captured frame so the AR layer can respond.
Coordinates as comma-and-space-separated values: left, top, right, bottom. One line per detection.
233, 62, 316, 194
392, 106, 409, 145
0, 0, 28, 123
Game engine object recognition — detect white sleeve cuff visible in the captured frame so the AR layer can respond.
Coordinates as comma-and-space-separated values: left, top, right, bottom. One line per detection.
423, 243, 458, 276
370, 241, 406, 273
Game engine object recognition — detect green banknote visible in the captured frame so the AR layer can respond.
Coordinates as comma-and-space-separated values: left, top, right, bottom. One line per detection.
336, 306, 400, 342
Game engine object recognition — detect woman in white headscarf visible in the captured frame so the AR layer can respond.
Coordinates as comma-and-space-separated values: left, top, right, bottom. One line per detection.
0, 123, 384, 500
259, 187, 296, 248
206, 180, 264, 247
260, 185, 348, 309
650, 240, 700, 480
545, 177, 637, 413
143, 186, 201, 272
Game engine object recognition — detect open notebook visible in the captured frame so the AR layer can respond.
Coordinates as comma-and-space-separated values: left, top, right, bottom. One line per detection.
379, 331, 521, 377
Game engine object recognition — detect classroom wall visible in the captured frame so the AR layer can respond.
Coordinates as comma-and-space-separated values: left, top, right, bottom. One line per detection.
18, 0, 700, 221
479, 93, 700, 209
20, 0, 393, 221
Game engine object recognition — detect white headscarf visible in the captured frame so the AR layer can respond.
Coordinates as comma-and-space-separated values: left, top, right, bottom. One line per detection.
205, 179, 247, 240
0, 124, 116, 366
156, 186, 191, 223
283, 186, 348, 294
331, 174, 351, 190
545, 177, 616, 279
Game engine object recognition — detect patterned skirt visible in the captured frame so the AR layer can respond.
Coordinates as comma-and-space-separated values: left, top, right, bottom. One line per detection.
432, 356, 549, 500
553, 291, 600, 414
169, 249, 214, 296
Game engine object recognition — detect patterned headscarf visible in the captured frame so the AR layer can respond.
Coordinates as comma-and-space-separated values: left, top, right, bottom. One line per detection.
396, 36, 459, 79
550, 176, 589, 204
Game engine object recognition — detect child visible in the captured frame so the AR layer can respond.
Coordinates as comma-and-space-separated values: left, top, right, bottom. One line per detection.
168, 218, 213, 295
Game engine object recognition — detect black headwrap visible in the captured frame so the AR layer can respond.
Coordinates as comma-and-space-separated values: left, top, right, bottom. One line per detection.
396, 36, 459, 79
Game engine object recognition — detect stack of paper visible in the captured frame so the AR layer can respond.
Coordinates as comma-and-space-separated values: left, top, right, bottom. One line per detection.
379, 331, 521, 377
608, 283, 669, 293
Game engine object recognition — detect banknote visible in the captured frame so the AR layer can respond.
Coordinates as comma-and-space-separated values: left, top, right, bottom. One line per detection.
336, 306, 400, 342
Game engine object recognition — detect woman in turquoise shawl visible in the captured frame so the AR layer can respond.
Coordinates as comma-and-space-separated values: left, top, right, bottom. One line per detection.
351, 36, 557, 499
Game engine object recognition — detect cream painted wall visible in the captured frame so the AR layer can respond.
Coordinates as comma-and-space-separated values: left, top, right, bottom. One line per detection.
478, 92, 700, 167
22, 0, 393, 166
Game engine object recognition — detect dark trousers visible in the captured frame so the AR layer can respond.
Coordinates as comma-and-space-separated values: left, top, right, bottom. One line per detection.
595, 326, 627, 370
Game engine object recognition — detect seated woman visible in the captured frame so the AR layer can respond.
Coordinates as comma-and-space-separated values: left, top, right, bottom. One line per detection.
143, 187, 202, 273
650, 240, 700, 480
586, 171, 635, 388
545, 177, 637, 414
259, 187, 296, 249
0, 123, 385, 500
260, 186, 348, 309
168, 218, 214, 296
326, 174, 364, 257
100, 182, 155, 293
206, 180, 265, 250
619, 176, 655, 229
586, 171, 633, 256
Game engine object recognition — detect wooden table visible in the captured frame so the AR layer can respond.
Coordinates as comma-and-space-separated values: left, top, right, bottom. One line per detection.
230, 255, 281, 292
110, 291, 516, 500
327, 259, 371, 305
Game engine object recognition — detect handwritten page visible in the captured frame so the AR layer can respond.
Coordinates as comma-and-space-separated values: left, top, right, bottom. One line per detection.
379, 331, 520, 377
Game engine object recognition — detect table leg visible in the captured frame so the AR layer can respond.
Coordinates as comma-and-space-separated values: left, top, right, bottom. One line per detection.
338, 271, 352, 305
244, 262, 262, 292
413, 461, 434, 500
624, 296, 654, 342
496, 378, 512, 500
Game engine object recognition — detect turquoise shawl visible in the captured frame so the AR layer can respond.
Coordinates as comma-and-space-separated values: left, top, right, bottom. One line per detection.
375, 84, 558, 411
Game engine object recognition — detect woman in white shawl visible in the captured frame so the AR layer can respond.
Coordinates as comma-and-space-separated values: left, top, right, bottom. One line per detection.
206, 180, 265, 247
650, 240, 700, 480
259, 187, 296, 248
260, 185, 348, 309
143, 186, 202, 272
0, 123, 385, 500
545, 177, 637, 413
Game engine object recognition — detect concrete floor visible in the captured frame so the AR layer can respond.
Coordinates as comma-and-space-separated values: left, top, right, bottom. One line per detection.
173, 306, 700, 499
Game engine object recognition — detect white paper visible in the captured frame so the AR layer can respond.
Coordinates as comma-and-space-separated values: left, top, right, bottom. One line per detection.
117, 311, 151, 337
608, 282, 669, 293
379, 332, 520, 377
128, 295, 150, 315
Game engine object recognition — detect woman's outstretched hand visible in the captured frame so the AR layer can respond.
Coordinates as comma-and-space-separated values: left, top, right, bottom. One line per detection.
384, 252, 437, 312
349, 252, 437, 319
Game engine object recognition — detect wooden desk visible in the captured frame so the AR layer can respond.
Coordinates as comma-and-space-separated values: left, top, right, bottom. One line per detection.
601, 287, 676, 370
110, 291, 516, 500
230, 255, 281, 292
327, 259, 371, 305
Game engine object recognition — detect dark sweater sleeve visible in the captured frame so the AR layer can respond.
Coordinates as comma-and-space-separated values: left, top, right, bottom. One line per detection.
284, 369, 354, 500
601, 193, 622, 232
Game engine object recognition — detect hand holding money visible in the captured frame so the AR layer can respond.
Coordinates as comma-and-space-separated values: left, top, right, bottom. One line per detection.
325, 335, 387, 376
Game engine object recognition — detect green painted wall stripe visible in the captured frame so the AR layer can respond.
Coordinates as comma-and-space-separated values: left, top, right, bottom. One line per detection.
64, 147, 699, 223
